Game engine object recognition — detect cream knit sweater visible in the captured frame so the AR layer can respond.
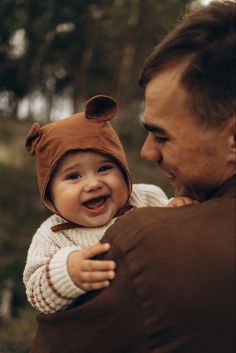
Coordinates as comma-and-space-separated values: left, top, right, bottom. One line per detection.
23, 184, 168, 313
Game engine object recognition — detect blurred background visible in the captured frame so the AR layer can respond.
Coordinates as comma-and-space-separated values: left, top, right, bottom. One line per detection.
0, 0, 210, 351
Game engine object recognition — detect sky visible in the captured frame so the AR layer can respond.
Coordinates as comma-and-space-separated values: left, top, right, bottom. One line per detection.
200, 0, 212, 4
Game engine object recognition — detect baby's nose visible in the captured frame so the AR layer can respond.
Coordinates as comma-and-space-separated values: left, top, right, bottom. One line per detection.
83, 176, 103, 192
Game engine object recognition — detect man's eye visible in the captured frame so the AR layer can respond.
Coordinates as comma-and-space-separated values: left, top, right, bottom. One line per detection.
154, 135, 169, 144
99, 164, 113, 172
67, 173, 81, 180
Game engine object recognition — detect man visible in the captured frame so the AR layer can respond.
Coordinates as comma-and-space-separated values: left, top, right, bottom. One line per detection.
30, 1, 235, 352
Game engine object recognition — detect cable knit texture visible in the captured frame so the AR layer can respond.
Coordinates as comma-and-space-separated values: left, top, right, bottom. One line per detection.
23, 184, 168, 313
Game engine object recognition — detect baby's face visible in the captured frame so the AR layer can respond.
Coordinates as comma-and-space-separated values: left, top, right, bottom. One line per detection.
49, 150, 129, 227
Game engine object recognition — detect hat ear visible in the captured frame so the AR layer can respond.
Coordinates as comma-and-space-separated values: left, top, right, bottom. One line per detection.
25, 122, 42, 156
85, 95, 118, 121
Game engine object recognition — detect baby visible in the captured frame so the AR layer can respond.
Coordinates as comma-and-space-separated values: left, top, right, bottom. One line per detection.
23, 95, 196, 314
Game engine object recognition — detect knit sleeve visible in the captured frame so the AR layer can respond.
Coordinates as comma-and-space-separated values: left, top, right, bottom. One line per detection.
129, 184, 169, 208
23, 215, 85, 314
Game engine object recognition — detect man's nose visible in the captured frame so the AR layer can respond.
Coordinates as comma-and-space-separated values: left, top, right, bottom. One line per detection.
140, 134, 162, 162
83, 175, 103, 192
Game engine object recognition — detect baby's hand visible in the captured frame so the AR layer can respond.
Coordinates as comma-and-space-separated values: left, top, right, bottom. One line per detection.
167, 196, 199, 208
67, 243, 116, 291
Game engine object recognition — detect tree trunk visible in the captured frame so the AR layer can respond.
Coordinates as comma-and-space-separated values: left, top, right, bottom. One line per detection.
117, 0, 140, 102
0, 279, 15, 322
73, 47, 94, 112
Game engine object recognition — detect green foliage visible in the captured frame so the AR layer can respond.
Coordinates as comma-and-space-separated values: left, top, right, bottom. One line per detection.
0, 160, 49, 305
0, 0, 194, 116
0, 306, 37, 353
0, 117, 49, 350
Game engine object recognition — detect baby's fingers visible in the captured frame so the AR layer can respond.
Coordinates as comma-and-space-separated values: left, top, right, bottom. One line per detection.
82, 243, 111, 259
180, 197, 199, 206
82, 280, 110, 291
167, 196, 199, 208
81, 259, 116, 272
79, 269, 116, 291
81, 269, 115, 283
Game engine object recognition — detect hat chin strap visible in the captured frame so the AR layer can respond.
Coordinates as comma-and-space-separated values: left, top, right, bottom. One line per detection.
51, 221, 83, 233
43, 198, 59, 215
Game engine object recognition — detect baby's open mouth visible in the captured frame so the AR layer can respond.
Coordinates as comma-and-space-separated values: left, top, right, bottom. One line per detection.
83, 196, 108, 210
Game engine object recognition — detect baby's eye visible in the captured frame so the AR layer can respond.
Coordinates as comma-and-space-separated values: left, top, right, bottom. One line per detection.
98, 164, 113, 173
66, 172, 81, 180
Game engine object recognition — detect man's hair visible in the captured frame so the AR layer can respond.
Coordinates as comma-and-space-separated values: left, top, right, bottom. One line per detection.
139, 0, 235, 127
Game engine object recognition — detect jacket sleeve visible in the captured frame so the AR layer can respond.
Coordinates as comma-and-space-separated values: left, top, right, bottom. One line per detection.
23, 216, 85, 313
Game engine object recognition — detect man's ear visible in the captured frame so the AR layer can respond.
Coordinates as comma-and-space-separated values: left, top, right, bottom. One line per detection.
226, 117, 236, 164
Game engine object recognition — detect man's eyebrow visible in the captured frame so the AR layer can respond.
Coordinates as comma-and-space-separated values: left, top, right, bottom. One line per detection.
143, 123, 168, 135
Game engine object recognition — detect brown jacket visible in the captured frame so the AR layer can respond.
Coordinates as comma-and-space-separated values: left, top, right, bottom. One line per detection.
30, 176, 235, 353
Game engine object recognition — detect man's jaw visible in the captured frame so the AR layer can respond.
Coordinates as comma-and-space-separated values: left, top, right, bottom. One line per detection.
165, 173, 176, 186
160, 165, 176, 186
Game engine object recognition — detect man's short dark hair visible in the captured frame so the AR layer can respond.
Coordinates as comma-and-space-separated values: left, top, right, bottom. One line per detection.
139, 0, 235, 127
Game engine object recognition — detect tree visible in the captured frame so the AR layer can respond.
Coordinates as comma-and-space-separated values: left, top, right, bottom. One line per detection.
0, 0, 194, 118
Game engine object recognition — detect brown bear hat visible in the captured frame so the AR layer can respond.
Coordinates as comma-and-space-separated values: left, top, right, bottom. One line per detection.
25, 95, 132, 214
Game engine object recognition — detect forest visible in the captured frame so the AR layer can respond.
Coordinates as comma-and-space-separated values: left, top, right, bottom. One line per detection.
0, 0, 204, 352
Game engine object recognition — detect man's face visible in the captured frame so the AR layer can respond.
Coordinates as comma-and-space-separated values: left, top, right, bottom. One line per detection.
141, 65, 232, 201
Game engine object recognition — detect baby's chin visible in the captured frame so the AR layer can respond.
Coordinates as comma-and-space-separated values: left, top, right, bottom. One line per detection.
77, 215, 114, 228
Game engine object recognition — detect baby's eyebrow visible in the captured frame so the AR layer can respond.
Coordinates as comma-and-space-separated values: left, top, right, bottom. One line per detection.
99, 160, 116, 167
58, 163, 81, 175
101, 159, 113, 163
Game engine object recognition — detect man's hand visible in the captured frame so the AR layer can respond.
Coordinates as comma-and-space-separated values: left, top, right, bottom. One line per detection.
167, 196, 199, 208
67, 243, 116, 291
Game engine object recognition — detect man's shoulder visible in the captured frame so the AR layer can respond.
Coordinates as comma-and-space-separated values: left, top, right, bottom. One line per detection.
123, 194, 234, 223
104, 196, 235, 250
